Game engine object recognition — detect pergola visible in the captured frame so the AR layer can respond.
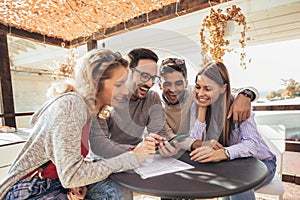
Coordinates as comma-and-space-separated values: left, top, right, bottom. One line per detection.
0, 0, 222, 127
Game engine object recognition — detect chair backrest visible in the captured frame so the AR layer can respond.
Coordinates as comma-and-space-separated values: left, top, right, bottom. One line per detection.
256, 125, 286, 177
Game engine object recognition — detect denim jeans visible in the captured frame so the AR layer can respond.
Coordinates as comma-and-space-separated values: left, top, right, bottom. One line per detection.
5, 177, 123, 200
4, 177, 68, 200
85, 178, 122, 200
222, 156, 277, 200
85, 178, 132, 200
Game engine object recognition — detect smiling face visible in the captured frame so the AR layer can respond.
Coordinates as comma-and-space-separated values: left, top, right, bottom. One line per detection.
131, 59, 158, 99
160, 71, 188, 104
194, 74, 226, 107
98, 66, 129, 107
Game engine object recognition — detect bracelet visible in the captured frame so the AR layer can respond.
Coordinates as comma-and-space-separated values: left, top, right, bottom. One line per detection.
224, 149, 230, 160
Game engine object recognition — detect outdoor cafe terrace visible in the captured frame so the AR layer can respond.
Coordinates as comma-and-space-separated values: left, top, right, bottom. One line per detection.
1, 0, 300, 199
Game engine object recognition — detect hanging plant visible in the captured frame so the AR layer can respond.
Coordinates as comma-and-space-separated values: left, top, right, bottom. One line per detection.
200, 5, 250, 68
52, 49, 76, 79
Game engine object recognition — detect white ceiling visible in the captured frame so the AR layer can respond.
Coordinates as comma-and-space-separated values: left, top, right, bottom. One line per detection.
7, 0, 300, 81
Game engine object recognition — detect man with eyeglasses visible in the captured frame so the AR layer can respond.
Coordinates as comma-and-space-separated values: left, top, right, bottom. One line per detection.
89, 48, 177, 160
158, 58, 259, 151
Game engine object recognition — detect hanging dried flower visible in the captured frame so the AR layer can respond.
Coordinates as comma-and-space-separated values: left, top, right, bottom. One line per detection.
200, 5, 250, 68
52, 49, 76, 79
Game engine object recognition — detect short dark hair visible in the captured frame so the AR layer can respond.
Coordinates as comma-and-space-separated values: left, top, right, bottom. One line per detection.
159, 58, 187, 79
127, 48, 159, 69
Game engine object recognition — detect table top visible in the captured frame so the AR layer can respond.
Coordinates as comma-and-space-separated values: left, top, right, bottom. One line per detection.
110, 151, 268, 199
0, 132, 26, 147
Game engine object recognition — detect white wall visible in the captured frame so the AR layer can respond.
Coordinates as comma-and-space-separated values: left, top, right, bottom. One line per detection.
11, 72, 55, 128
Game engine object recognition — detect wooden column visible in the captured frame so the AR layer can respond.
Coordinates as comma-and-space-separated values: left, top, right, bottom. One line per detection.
87, 39, 98, 51
0, 33, 16, 127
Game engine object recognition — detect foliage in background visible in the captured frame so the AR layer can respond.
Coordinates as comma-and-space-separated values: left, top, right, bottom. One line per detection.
266, 78, 300, 100
52, 49, 76, 79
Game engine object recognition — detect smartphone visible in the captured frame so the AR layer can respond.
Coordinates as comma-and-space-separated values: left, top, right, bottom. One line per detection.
155, 134, 189, 151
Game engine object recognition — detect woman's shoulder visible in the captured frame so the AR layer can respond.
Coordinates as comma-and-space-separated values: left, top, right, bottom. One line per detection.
31, 92, 87, 124
50, 92, 85, 106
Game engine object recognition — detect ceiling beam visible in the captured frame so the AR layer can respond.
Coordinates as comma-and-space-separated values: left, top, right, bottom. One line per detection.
0, 23, 69, 47
69, 0, 221, 47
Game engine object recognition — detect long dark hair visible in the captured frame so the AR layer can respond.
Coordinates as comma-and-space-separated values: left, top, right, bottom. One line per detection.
195, 62, 234, 146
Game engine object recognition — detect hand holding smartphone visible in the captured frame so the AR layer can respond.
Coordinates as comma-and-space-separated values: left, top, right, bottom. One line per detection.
155, 134, 189, 151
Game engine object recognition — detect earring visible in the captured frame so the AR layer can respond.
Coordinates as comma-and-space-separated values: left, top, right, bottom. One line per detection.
98, 105, 114, 119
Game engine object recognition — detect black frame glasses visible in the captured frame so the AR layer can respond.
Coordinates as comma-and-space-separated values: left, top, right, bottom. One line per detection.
131, 68, 161, 84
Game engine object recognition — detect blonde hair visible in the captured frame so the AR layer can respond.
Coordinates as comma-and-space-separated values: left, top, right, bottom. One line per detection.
47, 49, 128, 116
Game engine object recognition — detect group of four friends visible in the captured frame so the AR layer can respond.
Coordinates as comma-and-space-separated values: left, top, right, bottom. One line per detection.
0, 48, 276, 200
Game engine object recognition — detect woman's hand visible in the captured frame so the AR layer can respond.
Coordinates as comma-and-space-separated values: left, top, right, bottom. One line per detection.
133, 136, 156, 163
191, 139, 223, 150
157, 140, 181, 157
190, 146, 227, 163
67, 186, 87, 200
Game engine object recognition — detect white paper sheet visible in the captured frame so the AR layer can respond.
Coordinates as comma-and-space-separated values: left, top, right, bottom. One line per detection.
134, 154, 194, 179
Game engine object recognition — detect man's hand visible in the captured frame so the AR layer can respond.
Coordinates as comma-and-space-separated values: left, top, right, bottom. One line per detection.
227, 93, 251, 123
148, 133, 167, 147
67, 186, 87, 200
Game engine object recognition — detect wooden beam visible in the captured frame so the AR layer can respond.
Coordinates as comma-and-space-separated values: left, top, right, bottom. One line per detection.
69, 0, 221, 47
1, 0, 222, 48
0, 33, 16, 127
87, 39, 98, 51
253, 104, 300, 111
0, 23, 69, 48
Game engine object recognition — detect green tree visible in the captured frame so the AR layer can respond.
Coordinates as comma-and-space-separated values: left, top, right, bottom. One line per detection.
266, 78, 300, 100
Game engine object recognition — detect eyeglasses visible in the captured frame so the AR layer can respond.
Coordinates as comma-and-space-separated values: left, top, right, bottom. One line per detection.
161, 58, 185, 66
131, 68, 161, 84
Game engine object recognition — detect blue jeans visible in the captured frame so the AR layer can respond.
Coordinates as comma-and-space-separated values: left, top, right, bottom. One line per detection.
5, 177, 68, 200
86, 178, 132, 200
85, 178, 122, 200
5, 177, 122, 200
222, 156, 277, 200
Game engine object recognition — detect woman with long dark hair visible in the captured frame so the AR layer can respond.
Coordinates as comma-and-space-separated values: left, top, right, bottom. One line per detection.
189, 62, 276, 200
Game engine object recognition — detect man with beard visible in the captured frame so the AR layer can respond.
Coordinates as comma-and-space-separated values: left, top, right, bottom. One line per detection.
89, 48, 179, 159
158, 58, 259, 151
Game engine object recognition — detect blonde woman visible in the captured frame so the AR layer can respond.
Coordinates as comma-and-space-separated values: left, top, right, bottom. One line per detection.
0, 49, 155, 200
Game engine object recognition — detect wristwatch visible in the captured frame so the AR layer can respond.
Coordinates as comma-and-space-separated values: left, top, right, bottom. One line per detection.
240, 89, 255, 101
224, 148, 230, 160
